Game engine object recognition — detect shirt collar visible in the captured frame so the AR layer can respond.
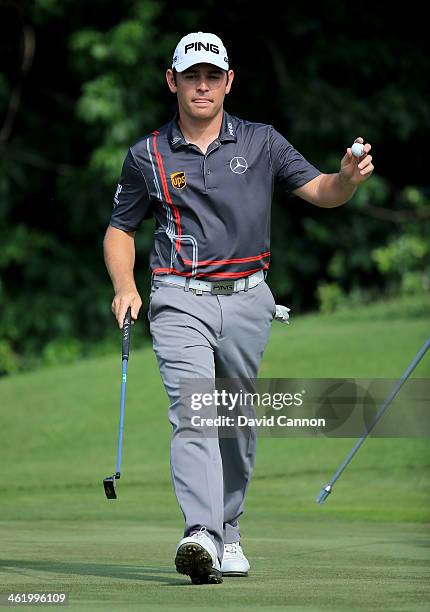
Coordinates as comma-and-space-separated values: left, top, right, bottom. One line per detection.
167, 113, 187, 150
167, 110, 237, 151
219, 111, 237, 143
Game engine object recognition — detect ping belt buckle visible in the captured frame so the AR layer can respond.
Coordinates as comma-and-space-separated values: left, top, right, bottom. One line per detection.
210, 280, 235, 295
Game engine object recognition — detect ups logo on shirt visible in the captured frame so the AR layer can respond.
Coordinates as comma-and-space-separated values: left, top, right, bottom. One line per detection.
170, 171, 187, 190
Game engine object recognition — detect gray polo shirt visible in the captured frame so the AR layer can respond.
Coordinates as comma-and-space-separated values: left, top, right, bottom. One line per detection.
110, 111, 321, 280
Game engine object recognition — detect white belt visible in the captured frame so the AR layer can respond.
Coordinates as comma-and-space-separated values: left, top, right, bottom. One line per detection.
152, 269, 265, 295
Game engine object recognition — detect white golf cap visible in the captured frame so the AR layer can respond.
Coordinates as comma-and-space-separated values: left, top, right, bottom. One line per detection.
172, 32, 229, 73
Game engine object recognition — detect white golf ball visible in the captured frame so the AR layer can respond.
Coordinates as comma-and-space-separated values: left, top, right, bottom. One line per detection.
351, 142, 364, 157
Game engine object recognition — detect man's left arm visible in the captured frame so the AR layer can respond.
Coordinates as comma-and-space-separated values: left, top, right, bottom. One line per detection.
293, 137, 374, 208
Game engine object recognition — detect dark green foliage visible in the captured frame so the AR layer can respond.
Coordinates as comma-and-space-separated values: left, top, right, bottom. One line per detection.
0, 2, 428, 373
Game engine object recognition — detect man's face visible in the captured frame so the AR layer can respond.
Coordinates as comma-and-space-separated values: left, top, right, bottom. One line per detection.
166, 63, 234, 120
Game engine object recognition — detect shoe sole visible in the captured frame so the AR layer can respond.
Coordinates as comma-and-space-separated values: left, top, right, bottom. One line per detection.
175, 543, 223, 585
222, 571, 249, 577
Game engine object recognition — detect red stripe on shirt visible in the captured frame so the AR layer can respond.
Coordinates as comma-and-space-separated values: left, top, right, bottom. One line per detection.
182, 251, 270, 267
152, 263, 269, 279
152, 132, 182, 253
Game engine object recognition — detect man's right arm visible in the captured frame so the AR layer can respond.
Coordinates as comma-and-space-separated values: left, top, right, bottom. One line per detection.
103, 225, 142, 329
105, 147, 151, 328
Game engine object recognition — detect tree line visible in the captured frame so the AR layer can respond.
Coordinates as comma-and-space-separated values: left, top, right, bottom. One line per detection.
0, 0, 428, 374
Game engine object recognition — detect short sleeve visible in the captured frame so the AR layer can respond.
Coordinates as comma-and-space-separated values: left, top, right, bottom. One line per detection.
109, 149, 152, 232
269, 127, 321, 193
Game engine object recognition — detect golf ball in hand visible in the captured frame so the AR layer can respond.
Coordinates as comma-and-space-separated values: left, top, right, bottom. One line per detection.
351, 142, 364, 157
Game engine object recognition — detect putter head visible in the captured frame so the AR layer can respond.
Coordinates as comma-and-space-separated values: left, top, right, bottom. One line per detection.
103, 472, 120, 500
316, 484, 332, 504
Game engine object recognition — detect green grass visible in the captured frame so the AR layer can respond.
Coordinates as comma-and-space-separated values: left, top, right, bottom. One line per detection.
0, 295, 429, 610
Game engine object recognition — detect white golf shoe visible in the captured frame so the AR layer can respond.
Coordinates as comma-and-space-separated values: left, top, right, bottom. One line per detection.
221, 541, 250, 576
175, 527, 223, 584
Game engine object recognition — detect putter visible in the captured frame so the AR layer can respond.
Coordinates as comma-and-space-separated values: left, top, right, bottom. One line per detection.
316, 334, 430, 504
103, 306, 132, 500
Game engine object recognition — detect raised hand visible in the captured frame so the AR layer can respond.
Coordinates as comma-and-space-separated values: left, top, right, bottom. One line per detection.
340, 136, 374, 186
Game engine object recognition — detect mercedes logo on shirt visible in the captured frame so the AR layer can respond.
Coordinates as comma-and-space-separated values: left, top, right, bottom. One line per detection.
230, 156, 248, 174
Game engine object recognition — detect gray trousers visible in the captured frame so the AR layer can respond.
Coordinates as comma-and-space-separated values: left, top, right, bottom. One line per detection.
148, 277, 276, 563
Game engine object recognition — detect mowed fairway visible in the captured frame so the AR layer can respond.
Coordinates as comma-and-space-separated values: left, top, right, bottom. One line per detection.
1, 296, 429, 611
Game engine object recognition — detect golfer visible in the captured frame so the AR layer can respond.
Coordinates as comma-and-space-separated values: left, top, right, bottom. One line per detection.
103, 31, 374, 585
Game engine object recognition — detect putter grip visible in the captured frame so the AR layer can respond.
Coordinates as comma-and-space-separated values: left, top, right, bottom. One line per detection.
122, 307, 132, 360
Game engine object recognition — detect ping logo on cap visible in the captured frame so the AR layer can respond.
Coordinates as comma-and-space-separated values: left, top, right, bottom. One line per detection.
184, 42, 219, 54
170, 171, 187, 190
172, 32, 229, 72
